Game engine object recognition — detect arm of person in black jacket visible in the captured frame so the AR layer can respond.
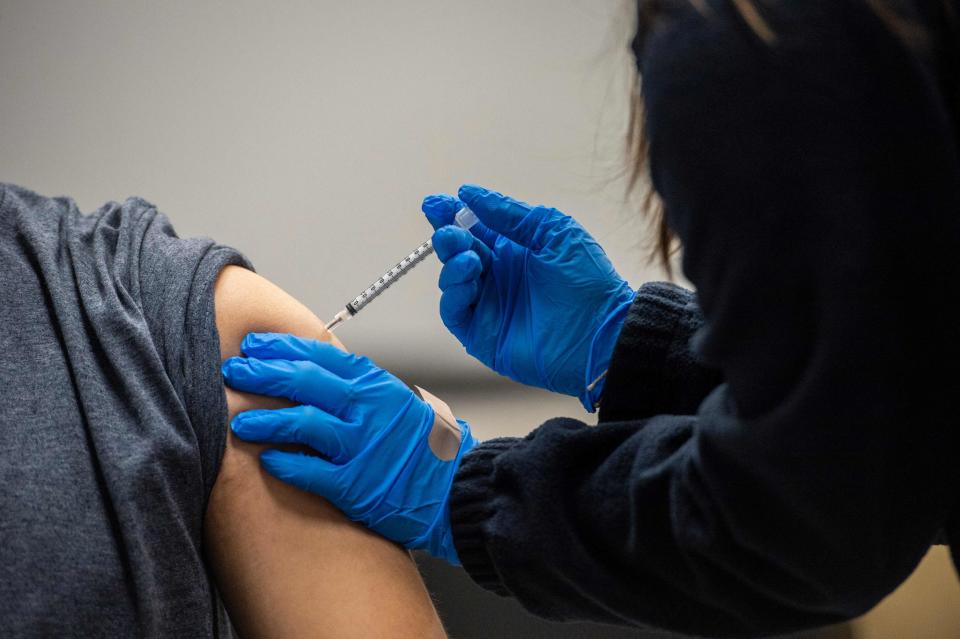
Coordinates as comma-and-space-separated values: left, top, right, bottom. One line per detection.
600, 281, 722, 421
449, 2, 960, 636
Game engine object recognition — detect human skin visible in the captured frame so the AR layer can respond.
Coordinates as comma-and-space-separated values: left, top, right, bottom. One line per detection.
204, 265, 446, 639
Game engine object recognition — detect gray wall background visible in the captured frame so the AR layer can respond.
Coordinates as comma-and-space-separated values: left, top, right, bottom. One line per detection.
0, 0, 668, 384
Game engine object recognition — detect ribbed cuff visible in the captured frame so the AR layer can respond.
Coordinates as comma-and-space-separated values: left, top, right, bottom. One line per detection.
449, 437, 522, 597
598, 282, 719, 422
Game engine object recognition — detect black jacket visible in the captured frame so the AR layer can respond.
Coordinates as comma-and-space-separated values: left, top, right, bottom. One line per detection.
449, 1, 960, 637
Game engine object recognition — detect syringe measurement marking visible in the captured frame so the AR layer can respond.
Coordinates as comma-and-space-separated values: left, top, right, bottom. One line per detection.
349, 239, 435, 311
325, 207, 478, 332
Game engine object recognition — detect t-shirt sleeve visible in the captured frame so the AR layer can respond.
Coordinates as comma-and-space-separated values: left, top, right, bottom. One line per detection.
0, 184, 251, 635
132, 202, 253, 499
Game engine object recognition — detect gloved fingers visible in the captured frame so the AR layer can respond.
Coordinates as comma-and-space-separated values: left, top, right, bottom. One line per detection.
458, 184, 561, 250
422, 193, 464, 230
240, 333, 377, 380
439, 281, 479, 330
230, 405, 352, 463
432, 226, 492, 271
260, 449, 344, 503
222, 356, 352, 413
438, 251, 482, 291
424, 192, 501, 252
432, 225, 471, 261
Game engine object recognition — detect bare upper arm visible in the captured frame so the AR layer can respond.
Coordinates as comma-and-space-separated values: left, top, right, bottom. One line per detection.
204, 265, 445, 639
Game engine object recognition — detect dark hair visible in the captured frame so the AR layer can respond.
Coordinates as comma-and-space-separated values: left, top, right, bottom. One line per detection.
627, 0, 959, 274
625, 1, 671, 273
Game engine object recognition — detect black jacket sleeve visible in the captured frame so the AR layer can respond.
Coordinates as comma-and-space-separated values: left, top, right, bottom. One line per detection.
449, 2, 960, 637
600, 281, 722, 421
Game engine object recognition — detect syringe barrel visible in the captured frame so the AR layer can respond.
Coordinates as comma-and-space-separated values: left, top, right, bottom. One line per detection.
348, 238, 436, 314
337, 206, 478, 321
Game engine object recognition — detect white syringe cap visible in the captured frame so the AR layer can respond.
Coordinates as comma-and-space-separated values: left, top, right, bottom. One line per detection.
455, 207, 479, 230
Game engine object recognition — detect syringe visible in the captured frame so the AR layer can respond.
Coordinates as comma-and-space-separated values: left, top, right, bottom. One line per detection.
325, 207, 480, 332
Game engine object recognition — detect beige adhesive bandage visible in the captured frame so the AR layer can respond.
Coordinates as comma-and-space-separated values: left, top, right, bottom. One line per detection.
413, 386, 463, 461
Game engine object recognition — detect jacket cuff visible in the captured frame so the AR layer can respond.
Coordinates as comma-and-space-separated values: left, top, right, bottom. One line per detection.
598, 282, 721, 422
449, 437, 521, 596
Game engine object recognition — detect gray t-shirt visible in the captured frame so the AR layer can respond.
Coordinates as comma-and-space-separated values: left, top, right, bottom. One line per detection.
0, 183, 250, 637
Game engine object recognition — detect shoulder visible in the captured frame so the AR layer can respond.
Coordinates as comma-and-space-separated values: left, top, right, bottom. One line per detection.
0, 183, 75, 228
0, 182, 169, 248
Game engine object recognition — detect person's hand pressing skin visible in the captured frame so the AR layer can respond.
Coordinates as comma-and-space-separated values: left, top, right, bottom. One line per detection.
221, 332, 476, 565
423, 185, 637, 410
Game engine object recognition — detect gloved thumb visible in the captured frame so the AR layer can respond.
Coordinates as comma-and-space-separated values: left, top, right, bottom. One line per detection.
458, 184, 559, 250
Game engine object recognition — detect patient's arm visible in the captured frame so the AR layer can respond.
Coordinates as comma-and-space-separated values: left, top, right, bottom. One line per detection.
204, 265, 446, 639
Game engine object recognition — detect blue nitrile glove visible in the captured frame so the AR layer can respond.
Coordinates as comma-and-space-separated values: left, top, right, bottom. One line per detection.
422, 185, 636, 411
221, 332, 477, 566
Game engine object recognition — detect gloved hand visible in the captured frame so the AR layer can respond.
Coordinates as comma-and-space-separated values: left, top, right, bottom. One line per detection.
221, 332, 477, 565
422, 185, 636, 410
